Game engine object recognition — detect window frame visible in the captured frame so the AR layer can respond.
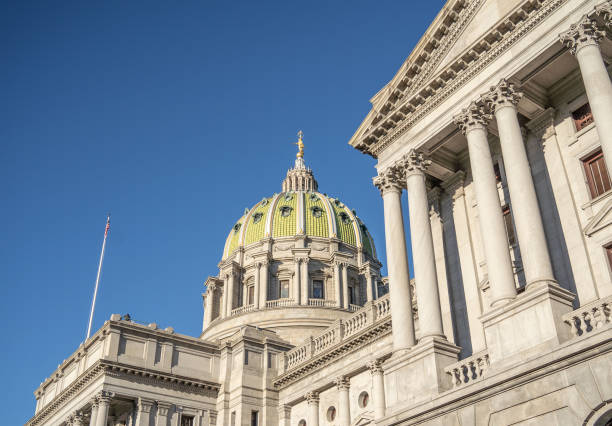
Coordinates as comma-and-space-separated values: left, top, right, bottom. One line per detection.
582, 148, 611, 199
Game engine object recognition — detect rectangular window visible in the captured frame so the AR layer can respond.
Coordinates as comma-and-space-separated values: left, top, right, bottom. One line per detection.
247, 285, 254, 305
244, 350, 249, 365
606, 244, 612, 271
502, 205, 516, 246
231, 412, 236, 426
312, 280, 324, 299
573, 103, 594, 132
251, 411, 259, 426
583, 149, 611, 198
348, 286, 356, 305
181, 416, 194, 426
493, 162, 502, 183
280, 280, 289, 298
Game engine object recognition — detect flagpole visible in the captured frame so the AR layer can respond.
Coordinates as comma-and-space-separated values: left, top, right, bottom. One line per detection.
86, 215, 110, 340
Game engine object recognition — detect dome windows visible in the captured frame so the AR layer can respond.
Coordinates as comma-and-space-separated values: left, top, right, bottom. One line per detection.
233, 223, 242, 232
280, 206, 293, 217
252, 213, 263, 224
309, 193, 319, 201
310, 206, 324, 218
284, 193, 293, 201
339, 212, 352, 224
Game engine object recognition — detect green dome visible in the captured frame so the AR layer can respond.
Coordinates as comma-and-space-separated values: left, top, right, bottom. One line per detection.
222, 191, 377, 260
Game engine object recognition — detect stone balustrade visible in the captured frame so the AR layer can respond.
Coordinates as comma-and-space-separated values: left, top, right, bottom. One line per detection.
445, 350, 490, 389
265, 298, 295, 308
280, 294, 391, 373
563, 295, 612, 339
231, 304, 255, 315
308, 299, 337, 307
348, 304, 362, 312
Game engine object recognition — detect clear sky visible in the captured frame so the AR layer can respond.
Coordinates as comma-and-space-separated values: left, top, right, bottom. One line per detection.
1, 1, 444, 422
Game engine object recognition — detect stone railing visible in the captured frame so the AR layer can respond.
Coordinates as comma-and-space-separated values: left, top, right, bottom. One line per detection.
308, 299, 337, 307
563, 295, 612, 339
231, 304, 255, 315
265, 298, 295, 308
280, 294, 391, 373
445, 350, 490, 389
349, 304, 362, 312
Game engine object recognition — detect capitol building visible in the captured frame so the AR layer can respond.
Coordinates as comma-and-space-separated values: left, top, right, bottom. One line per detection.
26, 0, 612, 425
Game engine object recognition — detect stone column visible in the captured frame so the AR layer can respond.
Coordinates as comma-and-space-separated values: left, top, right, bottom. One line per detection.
401, 150, 445, 340
374, 168, 417, 351
156, 402, 172, 426
365, 270, 374, 302
95, 391, 112, 426
294, 259, 301, 304
204, 284, 214, 328
561, 15, 612, 170
227, 272, 235, 316
341, 263, 349, 308
305, 391, 320, 426
89, 397, 99, 426
368, 360, 386, 420
254, 263, 261, 309
301, 258, 309, 305
485, 80, 556, 289
136, 397, 154, 426
260, 261, 269, 307
454, 104, 517, 307
335, 376, 351, 426
69, 411, 86, 426
334, 262, 342, 307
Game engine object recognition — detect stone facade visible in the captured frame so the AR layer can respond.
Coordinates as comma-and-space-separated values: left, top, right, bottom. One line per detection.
27, 0, 612, 425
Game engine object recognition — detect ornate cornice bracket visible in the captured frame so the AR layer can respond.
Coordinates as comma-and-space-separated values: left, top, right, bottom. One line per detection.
560, 15, 605, 55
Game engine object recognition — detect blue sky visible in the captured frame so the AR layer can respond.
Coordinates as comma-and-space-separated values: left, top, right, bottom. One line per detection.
1, 1, 444, 422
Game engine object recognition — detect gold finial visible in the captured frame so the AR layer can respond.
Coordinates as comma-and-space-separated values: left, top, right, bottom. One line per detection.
295, 130, 304, 159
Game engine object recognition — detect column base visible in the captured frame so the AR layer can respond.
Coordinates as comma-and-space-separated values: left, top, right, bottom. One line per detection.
481, 281, 574, 367
383, 337, 460, 411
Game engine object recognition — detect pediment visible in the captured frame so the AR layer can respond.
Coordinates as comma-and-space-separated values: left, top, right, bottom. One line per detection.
584, 198, 612, 237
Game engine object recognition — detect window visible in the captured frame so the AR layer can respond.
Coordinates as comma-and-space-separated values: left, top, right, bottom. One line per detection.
279, 280, 290, 298
573, 103, 594, 131
326, 407, 337, 421
250, 410, 259, 426
583, 149, 611, 198
358, 391, 369, 408
252, 212, 263, 224
312, 280, 324, 299
267, 351, 274, 369
298, 420, 307, 426
231, 412, 236, 426
606, 244, 612, 270
244, 350, 249, 365
348, 286, 356, 305
377, 282, 389, 296
247, 285, 255, 305
502, 205, 516, 246
493, 162, 502, 183
181, 416, 194, 426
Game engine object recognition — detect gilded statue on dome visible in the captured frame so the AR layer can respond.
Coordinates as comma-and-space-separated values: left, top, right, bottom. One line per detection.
295, 130, 304, 159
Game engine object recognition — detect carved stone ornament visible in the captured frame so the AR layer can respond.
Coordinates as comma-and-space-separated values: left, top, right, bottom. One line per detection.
367, 359, 384, 375
453, 102, 491, 135
595, 1, 612, 27
334, 375, 350, 390
400, 149, 432, 177
156, 401, 172, 416
373, 166, 404, 195
305, 391, 320, 403
559, 15, 605, 55
97, 390, 113, 404
484, 79, 523, 113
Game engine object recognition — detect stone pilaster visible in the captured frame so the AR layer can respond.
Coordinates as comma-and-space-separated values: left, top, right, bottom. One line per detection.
367, 359, 386, 420
305, 391, 320, 426
136, 397, 154, 426
334, 376, 351, 426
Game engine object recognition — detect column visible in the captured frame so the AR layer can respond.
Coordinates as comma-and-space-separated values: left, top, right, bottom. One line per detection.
69, 411, 86, 426
260, 261, 269, 307
341, 263, 349, 308
301, 258, 309, 305
209, 410, 218, 426
305, 391, 320, 426
367, 360, 386, 420
454, 103, 517, 306
89, 397, 99, 426
294, 259, 301, 304
334, 376, 351, 426
365, 270, 374, 302
95, 391, 112, 426
561, 15, 612, 170
156, 402, 172, 426
226, 273, 235, 316
334, 262, 342, 307
373, 168, 417, 351
136, 398, 154, 426
221, 274, 228, 318
278, 405, 291, 426
485, 79, 556, 289
254, 263, 261, 309
204, 284, 214, 328
402, 150, 445, 339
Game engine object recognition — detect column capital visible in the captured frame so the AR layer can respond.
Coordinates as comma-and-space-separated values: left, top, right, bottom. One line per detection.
334, 375, 350, 390
373, 167, 404, 195
137, 397, 154, 413
484, 79, 523, 113
595, 2, 612, 26
305, 391, 320, 403
156, 401, 172, 416
453, 102, 491, 134
278, 404, 292, 419
68, 411, 86, 426
367, 359, 384, 375
399, 149, 431, 178
560, 15, 604, 55
97, 390, 113, 404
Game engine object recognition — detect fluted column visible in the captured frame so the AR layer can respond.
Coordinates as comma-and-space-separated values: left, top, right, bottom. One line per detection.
341, 263, 349, 308
401, 150, 445, 339
260, 261, 269, 307
301, 258, 309, 305
89, 397, 99, 426
334, 376, 351, 426
561, 15, 612, 170
368, 360, 386, 420
95, 391, 112, 426
254, 263, 261, 309
294, 259, 301, 304
374, 169, 417, 350
454, 103, 517, 306
305, 391, 320, 426
485, 80, 556, 289
334, 262, 342, 307
136, 398, 154, 426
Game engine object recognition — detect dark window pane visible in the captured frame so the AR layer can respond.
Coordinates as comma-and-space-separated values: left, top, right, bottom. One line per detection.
572, 103, 594, 131
313, 280, 324, 299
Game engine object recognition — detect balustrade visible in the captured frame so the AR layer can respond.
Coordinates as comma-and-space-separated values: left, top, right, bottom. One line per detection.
308, 299, 336, 307
563, 295, 612, 339
265, 298, 295, 308
445, 350, 490, 388
231, 304, 255, 315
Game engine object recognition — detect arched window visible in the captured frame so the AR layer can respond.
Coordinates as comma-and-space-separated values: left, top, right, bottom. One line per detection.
326, 406, 336, 421
298, 420, 306, 426
358, 391, 369, 408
